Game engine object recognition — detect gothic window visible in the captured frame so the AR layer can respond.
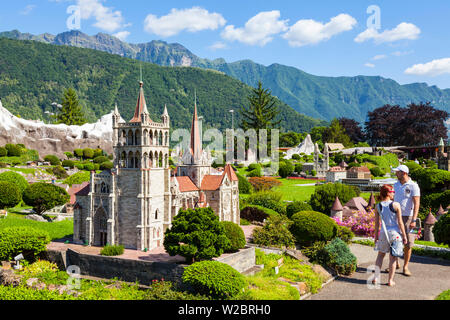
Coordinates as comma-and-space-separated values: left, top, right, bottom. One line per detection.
165, 132, 168, 146
143, 130, 148, 145
158, 131, 163, 146
155, 210, 158, 220
135, 131, 141, 145
128, 151, 134, 168
149, 153, 153, 168
121, 131, 127, 146
127, 130, 134, 146
135, 152, 141, 168
121, 152, 127, 168
159, 152, 163, 168
143, 153, 148, 168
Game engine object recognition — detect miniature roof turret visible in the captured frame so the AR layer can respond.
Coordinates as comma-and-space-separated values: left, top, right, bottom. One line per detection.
331, 196, 343, 211
339, 161, 348, 168
367, 192, 376, 209
130, 81, 150, 123
436, 204, 446, 219
425, 209, 437, 225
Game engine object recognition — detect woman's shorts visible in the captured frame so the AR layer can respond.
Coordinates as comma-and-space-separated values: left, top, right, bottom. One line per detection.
375, 231, 391, 254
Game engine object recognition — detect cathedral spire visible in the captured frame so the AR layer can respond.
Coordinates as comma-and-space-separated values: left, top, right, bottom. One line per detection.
130, 81, 150, 123
190, 93, 202, 160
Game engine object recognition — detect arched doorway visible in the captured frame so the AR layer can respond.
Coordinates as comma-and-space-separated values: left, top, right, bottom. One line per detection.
94, 207, 108, 246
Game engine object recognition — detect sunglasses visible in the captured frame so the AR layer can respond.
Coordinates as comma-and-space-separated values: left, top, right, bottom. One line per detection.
388, 191, 395, 193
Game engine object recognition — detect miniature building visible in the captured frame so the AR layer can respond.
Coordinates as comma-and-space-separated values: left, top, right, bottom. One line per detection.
313, 143, 329, 178
330, 196, 343, 220
424, 210, 438, 242
73, 82, 239, 250
436, 204, 447, 220
347, 166, 371, 179
326, 166, 346, 183
367, 193, 376, 210
437, 138, 450, 171
343, 197, 368, 217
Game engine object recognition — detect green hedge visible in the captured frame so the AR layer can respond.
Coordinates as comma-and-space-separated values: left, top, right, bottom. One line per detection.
0, 226, 50, 261
182, 261, 246, 299
236, 173, 253, 194
246, 191, 286, 215
286, 201, 313, 219
252, 215, 296, 249
433, 214, 450, 246
240, 205, 279, 223
0, 171, 29, 194
100, 245, 124, 256
221, 221, 246, 252
290, 211, 338, 247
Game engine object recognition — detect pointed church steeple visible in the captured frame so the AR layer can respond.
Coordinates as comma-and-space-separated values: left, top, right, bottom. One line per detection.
190, 93, 202, 161
130, 81, 150, 123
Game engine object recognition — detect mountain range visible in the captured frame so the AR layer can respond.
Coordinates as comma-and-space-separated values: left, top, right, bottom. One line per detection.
0, 37, 324, 134
1, 29, 449, 123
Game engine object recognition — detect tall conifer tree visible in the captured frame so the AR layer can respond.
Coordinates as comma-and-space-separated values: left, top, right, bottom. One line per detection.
55, 88, 87, 125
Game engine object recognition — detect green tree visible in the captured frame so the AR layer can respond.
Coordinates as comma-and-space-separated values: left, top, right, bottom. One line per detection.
0, 171, 29, 194
278, 160, 294, 178
163, 207, 231, 263
5, 144, 21, 157
55, 88, 87, 125
0, 147, 7, 157
322, 118, 353, 147
44, 155, 60, 166
64, 152, 74, 159
309, 183, 360, 214
74, 149, 84, 159
0, 181, 21, 209
83, 148, 94, 159
22, 183, 70, 215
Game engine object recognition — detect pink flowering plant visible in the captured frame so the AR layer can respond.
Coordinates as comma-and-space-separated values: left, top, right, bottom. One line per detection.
333, 209, 376, 237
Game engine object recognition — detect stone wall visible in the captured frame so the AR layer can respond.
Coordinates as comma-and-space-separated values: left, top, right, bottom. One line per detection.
213, 246, 255, 273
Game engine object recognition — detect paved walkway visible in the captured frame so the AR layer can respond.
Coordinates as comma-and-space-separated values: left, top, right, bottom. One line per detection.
308, 244, 450, 300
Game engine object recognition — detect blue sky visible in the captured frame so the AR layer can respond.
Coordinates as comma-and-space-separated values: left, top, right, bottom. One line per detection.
1, 0, 449, 89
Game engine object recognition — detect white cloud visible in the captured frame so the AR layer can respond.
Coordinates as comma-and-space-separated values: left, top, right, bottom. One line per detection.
20, 5, 36, 15
392, 50, 414, 57
113, 31, 130, 41
76, 0, 127, 32
209, 41, 227, 50
372, 54, 387, 61
365, 63, 375, 68
144, 7, 226, 37
405, 58, 450, 76
282, 14, 357, 47
355, 22, 420, 44
221, 11, 288, 46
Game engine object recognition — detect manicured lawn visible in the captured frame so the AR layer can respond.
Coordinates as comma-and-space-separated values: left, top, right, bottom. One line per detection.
415, 241, 449, 249
272, 178, 318, 202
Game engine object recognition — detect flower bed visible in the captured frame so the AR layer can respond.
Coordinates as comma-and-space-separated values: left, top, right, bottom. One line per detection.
332, 209, 375, 237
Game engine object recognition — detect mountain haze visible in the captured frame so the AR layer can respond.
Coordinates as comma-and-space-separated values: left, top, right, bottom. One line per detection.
2, 30, 449, 123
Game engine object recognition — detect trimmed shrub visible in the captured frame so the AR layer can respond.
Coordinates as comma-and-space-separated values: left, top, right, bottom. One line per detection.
246, 191, 286, 215
44, 155, 60, 166
75, 163, 84, 170
336, 225, 355, 244
93, 148, 104, 158
63, 171, 91, 187
100, 161, 114, 170
323, 238, 357, 275
278, 160, 294, 178
291, 154, 301, 161
0, 147, 7, 157
0, 171, 29, 194
294, 163, 303, 173
182, 261, 246, 299
286, 201, 313, 219
309, 183, 360, 214
93, 163, 100, 171
93, 156, 109, 164
83, 148, 95, 159
74, 149, 84, 159
236, 173, 253, 194
240, 205, 279, 223
164, 207, 231, 263
290, 211, 338, 247
83, 163, 95, 171
51, 166, 68, 179
247, 167, 262, 177
0, 226, 51, 261
221, 221, 246, 252
5, 144, 21, 157
370, 166, 384, 177
100, 245, 125, 256
252, 215, 296, 248
433, 214, 450, 246
23, 182, 70, 215
247, 163, 261, 171
64, 152, 74, 159
0, 181, 21, 209
62, 160, 75, 168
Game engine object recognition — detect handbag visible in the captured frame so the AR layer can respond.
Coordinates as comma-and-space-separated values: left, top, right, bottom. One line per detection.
378, 203, 404, 258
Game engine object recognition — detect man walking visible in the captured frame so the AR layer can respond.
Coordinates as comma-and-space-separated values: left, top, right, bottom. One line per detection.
393, 165, 420, 276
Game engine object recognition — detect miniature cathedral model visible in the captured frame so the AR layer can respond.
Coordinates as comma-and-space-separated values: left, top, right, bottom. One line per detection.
73, 81, 239, 251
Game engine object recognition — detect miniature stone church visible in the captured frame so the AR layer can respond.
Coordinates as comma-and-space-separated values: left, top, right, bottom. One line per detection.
73, 81, 239, 250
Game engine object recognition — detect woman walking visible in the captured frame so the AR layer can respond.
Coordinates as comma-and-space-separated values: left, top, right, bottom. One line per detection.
373, 185, 408, 286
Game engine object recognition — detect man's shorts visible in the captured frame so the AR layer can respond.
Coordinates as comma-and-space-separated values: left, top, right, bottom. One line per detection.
402, 216, 416, 248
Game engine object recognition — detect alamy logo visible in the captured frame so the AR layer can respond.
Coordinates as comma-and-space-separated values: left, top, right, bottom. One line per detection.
66, 5, 81, 30
366, 5, 381, 30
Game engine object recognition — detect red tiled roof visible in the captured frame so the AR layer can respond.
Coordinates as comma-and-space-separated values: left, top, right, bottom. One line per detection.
329, 166, 346, 172
74, 183, 90, 197
424, 211, 437, 225
201, 175, 224, 191
130, 81, 151, 123
176, 176, 199, 192
348, 166, 370, 173
223, 164, 239, 181
345, 197, 368, 213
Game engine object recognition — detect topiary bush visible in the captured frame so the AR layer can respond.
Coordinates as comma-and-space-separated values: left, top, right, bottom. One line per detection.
100, 245, 125, 256
246, 191, 286, 215
236, 173, 253, 194
44, 155, 60, 166
221, 221, 246, 252
63, 171, 91, 187
433, 214, 450, 246
309, 183, 360, 215
23, 182, 70, 215
286, 201, 313, 219
322, 238, 357, 276
0, 147, 7, 157
100, 161, 114, 170
83, 163, 95, 171
93, 156, 109, 164
164, 207, 231, 263
51, 166, 68, 179
0, 171, 29, 194
83, 148, 95, 159
0, 181, 22, 209
5, 144, 22, 157
278, 160, 294, 178
62, 160, 75, 168
290, 211, 338, 247
336, 225, 355, 244
370, 166, 384, 177
182, 261, 246, 299
240, 205, 279, 223
252, 215, 296, 249
0, 226, 51, 261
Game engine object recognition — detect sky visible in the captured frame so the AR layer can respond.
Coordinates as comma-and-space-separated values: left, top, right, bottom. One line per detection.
1, 0, 449, 89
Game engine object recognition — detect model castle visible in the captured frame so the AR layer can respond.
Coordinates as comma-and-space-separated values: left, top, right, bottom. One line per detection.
73, 81, 239, 250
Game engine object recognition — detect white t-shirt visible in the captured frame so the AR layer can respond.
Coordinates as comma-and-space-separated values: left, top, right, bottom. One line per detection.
394, 179, 420, 217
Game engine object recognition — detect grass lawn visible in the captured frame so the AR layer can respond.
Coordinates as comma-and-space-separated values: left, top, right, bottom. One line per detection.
436, 290, 450, 300
272, 179, 316, 202
415, 241, 449, 249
